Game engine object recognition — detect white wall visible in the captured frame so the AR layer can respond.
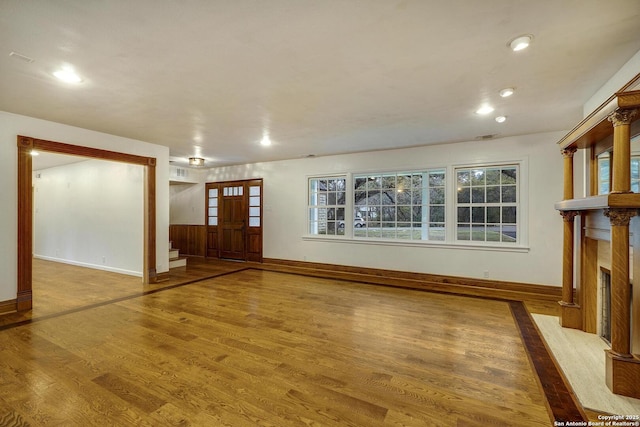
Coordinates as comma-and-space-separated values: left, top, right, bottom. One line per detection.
170, 183, 206, 225
579, 49, 640, 200
169, 166, 206, 225
34, 159, 144, 276
203, 131, 565, 286
584, 49, 640, 117
0, 111, 170, 303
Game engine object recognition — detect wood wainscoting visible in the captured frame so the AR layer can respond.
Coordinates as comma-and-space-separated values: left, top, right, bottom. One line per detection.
260, 258, 562, 303
0, 299, 16, 315
169, 225, 207, 257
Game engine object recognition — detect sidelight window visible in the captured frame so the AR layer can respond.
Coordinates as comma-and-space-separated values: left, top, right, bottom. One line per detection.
207, 188, 218, 226
249, 185, 261, 227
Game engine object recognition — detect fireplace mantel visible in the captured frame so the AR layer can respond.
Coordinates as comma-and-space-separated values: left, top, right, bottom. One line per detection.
555, 78, 640, 399
555, 193, 640, 211
558, 89, 640, 151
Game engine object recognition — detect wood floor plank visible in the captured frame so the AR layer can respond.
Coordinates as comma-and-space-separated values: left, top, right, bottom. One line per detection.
0, 398, 31, 427
92, 372, 167, 414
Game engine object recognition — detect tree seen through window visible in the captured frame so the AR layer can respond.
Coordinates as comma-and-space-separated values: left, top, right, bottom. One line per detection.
456, 166, 517, 243
353, 170, 445, 240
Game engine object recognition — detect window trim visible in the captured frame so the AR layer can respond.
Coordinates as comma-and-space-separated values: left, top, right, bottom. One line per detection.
301, 234, 529, 252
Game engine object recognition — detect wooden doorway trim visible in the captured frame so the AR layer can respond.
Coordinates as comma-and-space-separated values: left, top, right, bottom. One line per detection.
17, 135, 157, 311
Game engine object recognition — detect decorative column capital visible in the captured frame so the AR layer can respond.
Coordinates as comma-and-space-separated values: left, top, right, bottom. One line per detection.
559, 210, 580, 222
561, 147, 577, 158
608, 109, 638, 127
604, 208, 637, 226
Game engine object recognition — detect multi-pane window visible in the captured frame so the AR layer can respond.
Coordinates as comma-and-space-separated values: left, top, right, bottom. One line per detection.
456, 166, 518, 243
353, 170, 445, 240
308, 177, 346, 236
249, 185, 261, 227
308, 164, 523, 246
207, 188, 218, 226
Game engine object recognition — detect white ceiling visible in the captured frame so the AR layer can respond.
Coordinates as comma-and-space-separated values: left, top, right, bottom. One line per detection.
2, 0, 640, 170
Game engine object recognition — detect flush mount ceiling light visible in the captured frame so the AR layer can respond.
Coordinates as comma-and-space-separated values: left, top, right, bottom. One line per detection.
188, 157, 205, 167
475, 105, 495, 115
499, 87, 515, 98
53, 66, 82, 83
508, 34, 533, 52
495, 116, 507, 123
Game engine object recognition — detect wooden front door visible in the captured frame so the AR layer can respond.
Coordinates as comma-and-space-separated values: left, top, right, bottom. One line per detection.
205, 179, 263, 262
220, 184, 246, 260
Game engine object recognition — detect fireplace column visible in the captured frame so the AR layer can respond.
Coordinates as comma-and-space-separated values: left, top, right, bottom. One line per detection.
559, 147, 582, 328
603, 108, 640, 399
609, 109, 637, 193
562, 147, 577, 200
606, 109, 637, 357
604, 208, 635, 358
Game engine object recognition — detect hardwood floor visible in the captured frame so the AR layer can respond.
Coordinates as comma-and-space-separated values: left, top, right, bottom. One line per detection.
0, 259, 247, 327
0, 259, 580, 426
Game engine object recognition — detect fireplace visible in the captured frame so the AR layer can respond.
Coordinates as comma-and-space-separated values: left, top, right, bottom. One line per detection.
599, 266, 635, 347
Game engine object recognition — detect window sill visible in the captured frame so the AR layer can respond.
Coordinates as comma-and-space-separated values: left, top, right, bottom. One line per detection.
301, 235, 529, 253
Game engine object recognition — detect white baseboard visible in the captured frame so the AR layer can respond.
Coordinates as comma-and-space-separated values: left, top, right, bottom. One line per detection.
33, 254, 142, 277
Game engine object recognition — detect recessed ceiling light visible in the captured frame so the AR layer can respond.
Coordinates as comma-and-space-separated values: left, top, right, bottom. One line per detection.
475, 105, 494, 115
53, 66, 82, 83
495, 116, 507, 123
260, 134, 272, 146
508, 35, 533, 52
499, 87, 515, 98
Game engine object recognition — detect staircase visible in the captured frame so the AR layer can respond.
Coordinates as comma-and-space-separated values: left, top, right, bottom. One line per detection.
169, 241, 187, 269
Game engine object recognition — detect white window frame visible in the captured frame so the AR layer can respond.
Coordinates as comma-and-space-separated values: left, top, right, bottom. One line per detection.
450, 159, 528, 247
307, 175, 348, 237
304, 158, 528, 251
352, 168, 446, 241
